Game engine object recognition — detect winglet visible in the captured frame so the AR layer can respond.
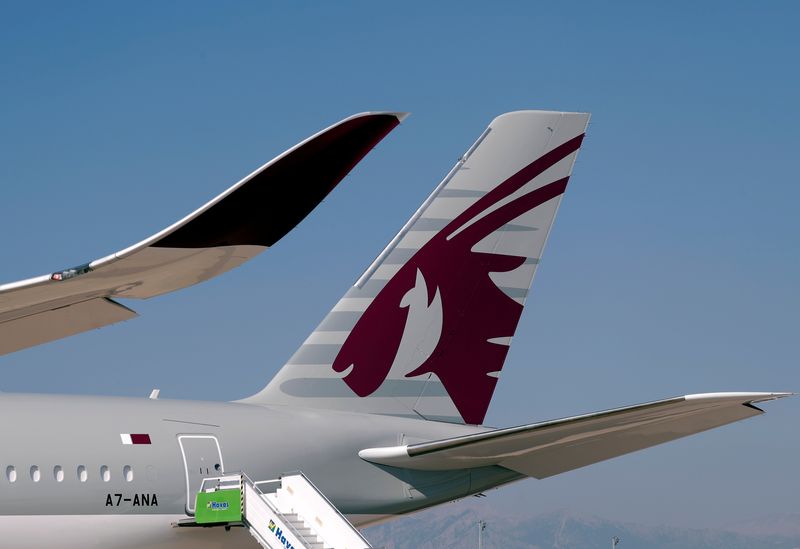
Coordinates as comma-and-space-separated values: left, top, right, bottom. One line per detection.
0, 112, 403, 355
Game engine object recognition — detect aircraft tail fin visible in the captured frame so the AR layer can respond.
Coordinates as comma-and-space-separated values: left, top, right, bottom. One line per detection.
245, 110, 590, 424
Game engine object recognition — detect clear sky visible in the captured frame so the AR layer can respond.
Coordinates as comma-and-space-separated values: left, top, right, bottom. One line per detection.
1, 1, 797, 530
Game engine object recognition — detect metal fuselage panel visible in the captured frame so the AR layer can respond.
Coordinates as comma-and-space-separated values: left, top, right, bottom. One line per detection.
0, 393, 520, 519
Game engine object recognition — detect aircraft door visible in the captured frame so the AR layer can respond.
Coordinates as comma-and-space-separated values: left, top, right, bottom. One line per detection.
177, 435, 225, 514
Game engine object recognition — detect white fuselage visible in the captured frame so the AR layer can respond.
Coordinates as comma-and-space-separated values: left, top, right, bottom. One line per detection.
0, 393, 519, 548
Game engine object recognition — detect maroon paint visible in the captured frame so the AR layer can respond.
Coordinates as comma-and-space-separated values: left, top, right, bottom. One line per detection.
332, 135, 584, 424
153, 114, 400, 249
130, 434, 151, 444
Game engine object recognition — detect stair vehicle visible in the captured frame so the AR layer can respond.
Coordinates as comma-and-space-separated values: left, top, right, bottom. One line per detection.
187, 472, 371, 549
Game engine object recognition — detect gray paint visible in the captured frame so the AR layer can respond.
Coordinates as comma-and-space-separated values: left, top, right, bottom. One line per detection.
279, 378, 449, 398
286, 344, 343, 365
402, 218, 451, 231
315, 311, 362, 332
0, 393, 503, 519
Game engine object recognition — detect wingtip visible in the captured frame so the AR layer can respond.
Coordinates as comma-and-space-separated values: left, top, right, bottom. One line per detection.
684, 392, 794, 404
347, 111, 410, 123
749, 392, 795, 403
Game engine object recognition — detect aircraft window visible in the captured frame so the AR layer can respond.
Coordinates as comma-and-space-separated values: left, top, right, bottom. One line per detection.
100, 465, 110, 482
30, 466, 40, 482
77, 465, 87, 482
6, 466, 16, 483
54, 466, 64, 482
123, 465, 133, 482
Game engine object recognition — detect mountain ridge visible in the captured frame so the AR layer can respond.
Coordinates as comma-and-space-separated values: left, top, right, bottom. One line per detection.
362, 501, 800, 549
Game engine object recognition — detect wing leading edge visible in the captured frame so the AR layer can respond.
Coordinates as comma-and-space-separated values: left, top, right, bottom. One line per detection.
0, 112, 406, 356
359, 392, 791, 478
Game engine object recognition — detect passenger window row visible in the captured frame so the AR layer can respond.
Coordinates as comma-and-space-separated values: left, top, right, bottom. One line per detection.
4, 464, 134, 483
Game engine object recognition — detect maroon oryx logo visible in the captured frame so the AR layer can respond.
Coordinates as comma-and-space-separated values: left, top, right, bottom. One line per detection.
332, 135, 584, 424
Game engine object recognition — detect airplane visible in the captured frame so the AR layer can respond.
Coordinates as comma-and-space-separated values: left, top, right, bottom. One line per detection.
0, 110, 789, 548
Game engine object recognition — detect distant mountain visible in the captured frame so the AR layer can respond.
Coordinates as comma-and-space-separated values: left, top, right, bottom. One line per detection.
362, 502, 800, 549
723, 512, 800, 538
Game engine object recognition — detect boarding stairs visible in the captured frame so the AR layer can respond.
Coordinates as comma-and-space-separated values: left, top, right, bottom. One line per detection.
192, 472, 372, 549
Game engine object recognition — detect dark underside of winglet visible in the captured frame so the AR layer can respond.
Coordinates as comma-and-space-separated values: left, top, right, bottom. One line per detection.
153, 113, 401, 249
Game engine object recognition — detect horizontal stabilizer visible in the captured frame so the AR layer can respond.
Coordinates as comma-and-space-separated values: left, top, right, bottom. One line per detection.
358, 392, 791, 478
0, 112, 404, 355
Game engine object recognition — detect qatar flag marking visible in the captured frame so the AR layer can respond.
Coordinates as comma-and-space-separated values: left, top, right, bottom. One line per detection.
120, 433, 151, 445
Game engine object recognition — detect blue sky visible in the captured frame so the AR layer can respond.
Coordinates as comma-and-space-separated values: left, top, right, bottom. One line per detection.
1, 1, 797, 529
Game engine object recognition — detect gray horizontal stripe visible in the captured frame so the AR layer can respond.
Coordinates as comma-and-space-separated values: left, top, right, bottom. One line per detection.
499, 287, 529, 298
287, 344, 341, 365
316, 311, 362, 332
524, 257, 540, 265
409, 218, 451, 231
280, 378, 449, 398
382, 247, 417, 265
437, 189, 485, 198
500, 224, 539, 232
350, 279, 389, 298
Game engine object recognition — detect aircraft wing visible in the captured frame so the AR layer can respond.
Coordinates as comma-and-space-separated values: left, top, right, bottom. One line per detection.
359, 392, 791, 478
0, 112, 405, 356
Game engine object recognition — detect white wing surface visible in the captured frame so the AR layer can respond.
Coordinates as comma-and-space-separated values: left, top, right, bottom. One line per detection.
0, 112, 405, 356
359, 392, 791, 478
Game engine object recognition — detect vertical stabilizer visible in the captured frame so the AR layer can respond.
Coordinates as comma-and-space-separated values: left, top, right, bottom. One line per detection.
244, 111, 590, 424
